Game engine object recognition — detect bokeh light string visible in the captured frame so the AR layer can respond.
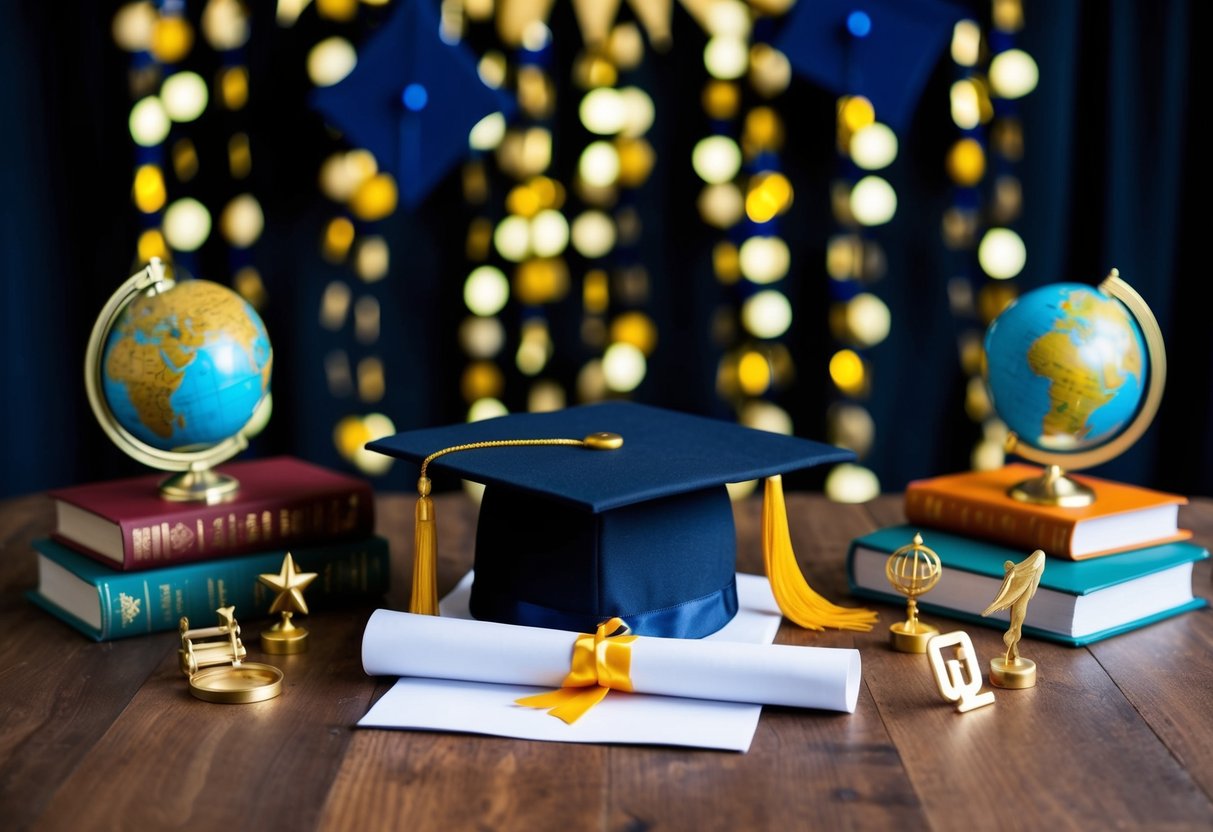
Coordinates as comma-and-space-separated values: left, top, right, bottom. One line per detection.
302, 1, 401, 475
116, 0, 274, 441
823, 10, 895, 504
572, 22, 659, 406
942, 0, 1037, 471
696, 1, 799, 506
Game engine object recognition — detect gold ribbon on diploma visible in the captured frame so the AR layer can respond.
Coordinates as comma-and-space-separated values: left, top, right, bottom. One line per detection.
515, 618, 637, 724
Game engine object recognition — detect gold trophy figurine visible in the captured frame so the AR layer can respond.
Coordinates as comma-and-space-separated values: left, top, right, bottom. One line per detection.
981, 549, 1046, 688
259, 552, 318, 654
884, 533, 943, 653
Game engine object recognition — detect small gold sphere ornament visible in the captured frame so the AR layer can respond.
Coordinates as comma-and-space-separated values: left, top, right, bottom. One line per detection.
885, 532, 943, 653
259, 552, 318, 654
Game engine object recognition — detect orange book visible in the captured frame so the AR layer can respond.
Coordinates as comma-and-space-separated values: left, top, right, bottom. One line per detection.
904, 464, 1191, 560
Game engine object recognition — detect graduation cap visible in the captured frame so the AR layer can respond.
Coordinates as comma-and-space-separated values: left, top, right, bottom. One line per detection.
773, 0, 962, 133
367, 402, 876, 638
309, 0, 516, 210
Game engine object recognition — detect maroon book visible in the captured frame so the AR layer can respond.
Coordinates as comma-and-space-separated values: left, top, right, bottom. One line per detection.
48, 456, 375, 571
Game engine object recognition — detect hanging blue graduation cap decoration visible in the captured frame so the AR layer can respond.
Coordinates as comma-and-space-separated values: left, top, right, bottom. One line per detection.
774, 0, 962, 134
310, 0, 516, 210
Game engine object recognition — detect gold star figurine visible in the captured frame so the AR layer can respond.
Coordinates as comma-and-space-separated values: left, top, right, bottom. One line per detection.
981, 549, 1046, 689
258, 552, 318, 654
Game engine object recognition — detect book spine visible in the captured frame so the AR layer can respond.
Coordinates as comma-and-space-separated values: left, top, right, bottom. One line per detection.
116, 486, 374, 570
904, 488, 1077, 556
94, 538, 389, 640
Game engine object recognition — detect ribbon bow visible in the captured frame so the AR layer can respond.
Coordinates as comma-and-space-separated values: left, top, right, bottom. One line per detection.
515, 617, 637, 724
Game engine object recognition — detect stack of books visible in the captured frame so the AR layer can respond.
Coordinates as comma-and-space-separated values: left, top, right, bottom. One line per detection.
29, 456, 391, 641
846, 464, 1208, 645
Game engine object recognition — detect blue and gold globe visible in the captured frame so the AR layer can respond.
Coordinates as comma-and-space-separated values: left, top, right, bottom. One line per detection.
86, 259, 273, 501
985, 282, 1146, 452
101, 279, 272, 451
982, 270, 1165, 506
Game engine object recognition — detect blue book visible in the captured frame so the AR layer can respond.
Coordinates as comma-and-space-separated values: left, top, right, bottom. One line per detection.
847, 525, 1207, 646
29, 535, 391, 641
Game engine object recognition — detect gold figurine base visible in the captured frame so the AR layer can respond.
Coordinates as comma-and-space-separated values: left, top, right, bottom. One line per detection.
261, 611, 309, 654
989, 657, 1036, 689
890, 621, 939, 653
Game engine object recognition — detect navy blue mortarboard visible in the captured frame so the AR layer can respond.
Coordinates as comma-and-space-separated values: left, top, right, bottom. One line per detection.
774, 0, 962, 133
367, 402, 877, 639
309, 0, 516, 210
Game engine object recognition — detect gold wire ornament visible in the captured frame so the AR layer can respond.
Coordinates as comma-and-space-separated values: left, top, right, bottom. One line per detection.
884, 532, 943, 652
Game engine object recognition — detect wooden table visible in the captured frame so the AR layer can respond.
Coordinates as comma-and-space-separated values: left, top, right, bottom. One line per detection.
2, 490, 1211, 831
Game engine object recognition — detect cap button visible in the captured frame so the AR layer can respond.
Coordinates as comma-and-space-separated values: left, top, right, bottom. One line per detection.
584, 432, 624, 450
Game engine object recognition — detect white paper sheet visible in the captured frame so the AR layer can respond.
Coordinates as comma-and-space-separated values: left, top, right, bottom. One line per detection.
357, 573, 855, 752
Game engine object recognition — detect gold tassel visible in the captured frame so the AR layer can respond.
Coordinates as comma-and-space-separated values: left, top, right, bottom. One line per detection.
762, 475, 877, 632
410, 477, 439, 615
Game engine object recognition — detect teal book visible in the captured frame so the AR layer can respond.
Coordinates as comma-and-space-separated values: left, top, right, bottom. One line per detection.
28, 535, 391, 641
847, 525, 1208, 646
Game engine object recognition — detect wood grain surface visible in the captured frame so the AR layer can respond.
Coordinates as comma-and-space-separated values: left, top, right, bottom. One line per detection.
1, 489, 1211, 831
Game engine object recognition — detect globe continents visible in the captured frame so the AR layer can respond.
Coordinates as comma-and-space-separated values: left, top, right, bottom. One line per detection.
101, 279, 272, 452
984, 282, 1146, 453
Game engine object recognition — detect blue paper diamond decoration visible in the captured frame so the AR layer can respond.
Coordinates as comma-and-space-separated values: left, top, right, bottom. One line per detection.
775, 0, 962, 134
311, 0, 516, 210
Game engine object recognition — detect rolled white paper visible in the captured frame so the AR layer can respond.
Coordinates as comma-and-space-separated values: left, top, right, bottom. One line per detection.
362, 609, 861, 713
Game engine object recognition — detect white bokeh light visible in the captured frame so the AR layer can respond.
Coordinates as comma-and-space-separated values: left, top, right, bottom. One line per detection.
308, 37, 357, 87
579, 88, 626, 135
742, 290, 793, 339
162, 198, 212, 251
579, 141, 620, 188
603, 342, 647, 392
849, 123, 898, 171
978, 228, 1027, 279
571, 211, 616, 259
129, 96, 170, 147
989, 49, 1039, 99
850, 176, 897, 226
530, 209, 570, 258
692, 136, 742, 185
463, 265, 510, 316
738, 236, 791, 284
161, 71, 209, 122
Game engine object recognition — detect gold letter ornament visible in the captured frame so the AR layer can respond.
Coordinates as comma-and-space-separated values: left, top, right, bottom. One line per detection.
926, 631, 995, 713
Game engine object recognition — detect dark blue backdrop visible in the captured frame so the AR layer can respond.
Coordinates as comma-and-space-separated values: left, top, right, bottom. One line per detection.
1, 0, 1207, 500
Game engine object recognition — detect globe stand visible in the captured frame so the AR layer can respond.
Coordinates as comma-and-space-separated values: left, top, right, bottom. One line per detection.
160, 468, 240, 504
989, 656, 1036, 689
1008, 464, 1095, 508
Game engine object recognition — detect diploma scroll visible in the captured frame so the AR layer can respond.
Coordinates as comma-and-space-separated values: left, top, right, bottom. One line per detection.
362, 609, 862, 714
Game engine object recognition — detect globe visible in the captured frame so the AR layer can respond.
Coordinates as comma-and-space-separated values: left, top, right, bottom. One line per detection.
101, 279, 272, 451
982, 270, 1166, 507
985, 282, 1146, 453
86, 259, 273, 501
